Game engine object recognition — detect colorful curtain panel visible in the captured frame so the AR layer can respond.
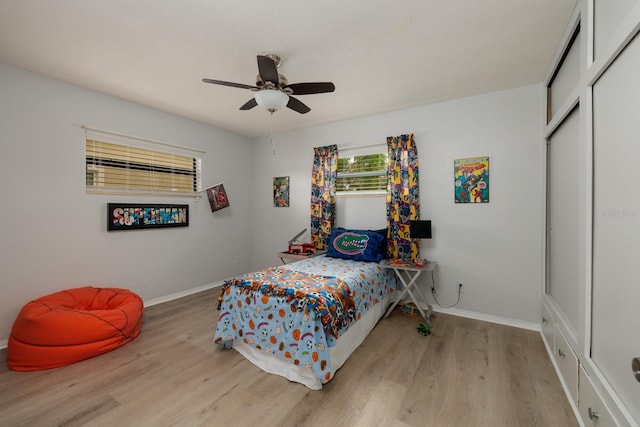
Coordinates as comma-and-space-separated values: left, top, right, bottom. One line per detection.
386, 134, 420, 259
310, 144, 338, 250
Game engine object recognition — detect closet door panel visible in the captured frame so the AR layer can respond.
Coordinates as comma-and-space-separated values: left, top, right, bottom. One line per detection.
594, 0, 639, 60
592, 33, 640, 423
549, 30, 581, 119
546, 106, 580, 332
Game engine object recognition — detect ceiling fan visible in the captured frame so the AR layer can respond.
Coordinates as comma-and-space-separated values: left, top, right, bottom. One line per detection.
202, 54, 335, 114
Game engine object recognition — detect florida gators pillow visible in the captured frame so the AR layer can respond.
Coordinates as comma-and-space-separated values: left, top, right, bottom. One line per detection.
326, 228, 385, 262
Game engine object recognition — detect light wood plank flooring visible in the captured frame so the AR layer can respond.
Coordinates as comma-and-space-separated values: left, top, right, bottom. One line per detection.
0, 288, 578, 427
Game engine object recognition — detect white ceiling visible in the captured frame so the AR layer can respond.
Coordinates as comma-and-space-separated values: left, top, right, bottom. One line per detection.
0, 0, 576, 138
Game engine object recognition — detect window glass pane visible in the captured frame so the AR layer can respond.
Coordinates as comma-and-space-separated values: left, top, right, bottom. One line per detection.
337, 152, 387, 192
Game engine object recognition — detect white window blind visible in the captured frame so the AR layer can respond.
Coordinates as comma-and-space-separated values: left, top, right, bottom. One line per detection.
84, 128, 202, 197
337, 144, 387, 195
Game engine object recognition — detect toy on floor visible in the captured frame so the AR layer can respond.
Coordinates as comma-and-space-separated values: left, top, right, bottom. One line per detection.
417, 323, 431, 336
401, 302, 420, 317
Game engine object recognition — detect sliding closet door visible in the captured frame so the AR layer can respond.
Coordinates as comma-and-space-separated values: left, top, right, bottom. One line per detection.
546, 106, 580, 333
592, 33, 640, 422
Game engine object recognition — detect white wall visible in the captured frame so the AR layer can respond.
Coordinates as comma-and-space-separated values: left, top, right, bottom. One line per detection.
250, 84, 544, 324
0, 63, 545, 342
0, 64, 254, 342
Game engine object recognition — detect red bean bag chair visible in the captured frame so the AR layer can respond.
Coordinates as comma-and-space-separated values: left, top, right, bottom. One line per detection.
8, 287, 143, 371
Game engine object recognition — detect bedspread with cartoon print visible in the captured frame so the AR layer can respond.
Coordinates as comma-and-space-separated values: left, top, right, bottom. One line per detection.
213, 255, 397, 383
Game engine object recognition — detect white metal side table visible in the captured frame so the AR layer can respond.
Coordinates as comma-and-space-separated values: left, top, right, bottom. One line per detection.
381, 259, 435, 327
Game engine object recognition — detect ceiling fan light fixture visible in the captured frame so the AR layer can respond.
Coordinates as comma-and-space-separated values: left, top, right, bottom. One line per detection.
255, 89, 289, 112
202, 54, 333, 114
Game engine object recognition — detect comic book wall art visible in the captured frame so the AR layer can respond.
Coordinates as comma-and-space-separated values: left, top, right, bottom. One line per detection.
273, 176, 290, 207
206, 183, 230, 212
454, 157, 489, 203
108, 203, 189, 231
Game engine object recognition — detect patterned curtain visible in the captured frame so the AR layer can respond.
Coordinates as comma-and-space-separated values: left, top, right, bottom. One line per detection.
386, 134, 420, 260
310, 144, 338, 250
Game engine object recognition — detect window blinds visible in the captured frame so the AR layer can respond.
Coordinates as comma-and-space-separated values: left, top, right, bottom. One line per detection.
84, 128, 202, 197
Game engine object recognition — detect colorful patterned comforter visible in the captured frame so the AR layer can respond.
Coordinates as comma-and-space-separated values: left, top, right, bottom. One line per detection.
213, 255, 398, 382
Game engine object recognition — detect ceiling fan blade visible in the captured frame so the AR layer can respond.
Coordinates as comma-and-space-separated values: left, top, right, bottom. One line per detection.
257, 55, 279, 85
202, 78, 258, 90
284, 82, 335, 95
239, 98, 258, 110
286, 96, 311, 114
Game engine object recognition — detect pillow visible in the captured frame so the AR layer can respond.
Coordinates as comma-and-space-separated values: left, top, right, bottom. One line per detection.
371, 228, 388, 258
326, 228, 386, 262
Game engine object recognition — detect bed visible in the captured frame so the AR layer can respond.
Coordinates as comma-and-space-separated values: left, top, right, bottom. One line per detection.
213, 230, 398, 389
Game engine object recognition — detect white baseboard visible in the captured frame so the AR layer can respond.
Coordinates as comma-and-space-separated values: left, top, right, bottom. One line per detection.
143, 281, 223, 307
0, 339, 6, 350
431, 306, 541, 332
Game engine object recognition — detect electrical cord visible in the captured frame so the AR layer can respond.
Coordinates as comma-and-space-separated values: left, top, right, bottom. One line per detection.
429, 270, 462, 308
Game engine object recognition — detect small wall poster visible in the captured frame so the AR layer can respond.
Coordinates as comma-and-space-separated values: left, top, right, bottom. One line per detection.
273, 176, 290, 207
206, 183, 230, 212
454, 156, 489, 203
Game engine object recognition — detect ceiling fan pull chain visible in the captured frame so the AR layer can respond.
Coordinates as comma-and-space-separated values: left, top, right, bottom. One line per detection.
270, 111, 276, 155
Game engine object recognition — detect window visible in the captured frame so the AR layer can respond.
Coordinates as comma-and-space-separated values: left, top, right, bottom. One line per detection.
85, 136, 201, 196
337, 148, 387, 195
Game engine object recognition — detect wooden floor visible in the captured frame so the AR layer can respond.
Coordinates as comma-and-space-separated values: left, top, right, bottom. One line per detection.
0, 288, 578, 427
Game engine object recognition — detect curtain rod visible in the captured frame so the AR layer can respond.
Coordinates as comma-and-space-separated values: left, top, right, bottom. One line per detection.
81, 125, 207, 154
338, 142, 386, 152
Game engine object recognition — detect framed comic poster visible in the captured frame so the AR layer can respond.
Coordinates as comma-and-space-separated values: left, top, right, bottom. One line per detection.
108, 203, 189, 231
454, 156, 489, 203
206, 183, 230, 212
273, 176, 289, 207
